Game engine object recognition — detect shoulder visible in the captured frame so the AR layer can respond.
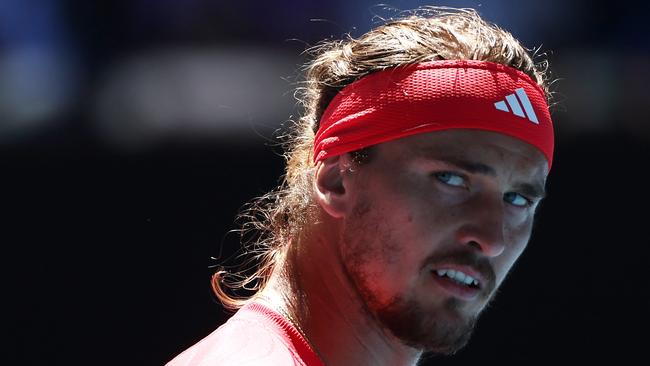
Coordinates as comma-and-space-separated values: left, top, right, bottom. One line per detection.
166, 308, 301, 366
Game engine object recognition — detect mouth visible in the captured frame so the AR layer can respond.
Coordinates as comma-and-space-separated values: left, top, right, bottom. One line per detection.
431, 268, 483, 300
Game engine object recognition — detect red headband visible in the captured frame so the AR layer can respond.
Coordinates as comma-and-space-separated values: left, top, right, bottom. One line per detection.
313, 60, 554, 169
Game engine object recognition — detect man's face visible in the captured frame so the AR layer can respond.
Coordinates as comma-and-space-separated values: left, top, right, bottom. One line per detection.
339, 130, 548, 354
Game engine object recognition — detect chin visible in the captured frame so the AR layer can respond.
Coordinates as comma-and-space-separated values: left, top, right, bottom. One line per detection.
376, 296, 479, 354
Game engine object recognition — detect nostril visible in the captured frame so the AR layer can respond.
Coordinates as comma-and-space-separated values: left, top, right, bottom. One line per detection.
467, 240, 482, 251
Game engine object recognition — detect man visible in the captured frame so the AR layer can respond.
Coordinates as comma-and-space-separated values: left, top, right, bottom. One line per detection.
168, 7, 554, 366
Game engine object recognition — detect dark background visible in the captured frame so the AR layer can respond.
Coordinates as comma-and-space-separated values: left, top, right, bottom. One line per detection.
3, 1, 649, 364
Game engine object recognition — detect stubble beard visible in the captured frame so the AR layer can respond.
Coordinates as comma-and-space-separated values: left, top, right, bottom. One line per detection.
342, 198, 481, 355
347, 261, 480, 355
375, 293, 478, 354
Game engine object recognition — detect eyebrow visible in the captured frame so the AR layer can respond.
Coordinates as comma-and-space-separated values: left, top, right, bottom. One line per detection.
441, 157, 497, 177
513, 182, 547, 200
420, 155, 547, 200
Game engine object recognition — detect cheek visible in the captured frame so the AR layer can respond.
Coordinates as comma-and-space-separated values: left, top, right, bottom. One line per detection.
341, 197, 425, 306
495, 219, 533, 283
341, 230, 401, 306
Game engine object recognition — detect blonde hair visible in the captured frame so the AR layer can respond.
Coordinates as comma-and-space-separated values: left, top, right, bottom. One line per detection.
213, 7, 552, 309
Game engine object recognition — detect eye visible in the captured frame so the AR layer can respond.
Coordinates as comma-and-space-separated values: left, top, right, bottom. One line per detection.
434, 172, 466, 187
504, 192, 532, 207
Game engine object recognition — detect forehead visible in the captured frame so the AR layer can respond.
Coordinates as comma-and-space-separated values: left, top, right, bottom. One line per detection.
377, 129, 549, 180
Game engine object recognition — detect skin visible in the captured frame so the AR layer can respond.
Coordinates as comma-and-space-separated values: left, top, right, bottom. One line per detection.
259, 129, 549, 366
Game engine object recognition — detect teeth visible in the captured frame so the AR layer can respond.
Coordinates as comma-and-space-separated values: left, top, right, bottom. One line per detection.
435, 268, 479, 287
455, 271, 466, 282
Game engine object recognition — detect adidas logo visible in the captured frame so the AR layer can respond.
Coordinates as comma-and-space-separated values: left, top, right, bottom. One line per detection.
494, 88, 539, 124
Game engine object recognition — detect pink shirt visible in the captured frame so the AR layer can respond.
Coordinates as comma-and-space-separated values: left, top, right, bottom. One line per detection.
167, 302, 324, 366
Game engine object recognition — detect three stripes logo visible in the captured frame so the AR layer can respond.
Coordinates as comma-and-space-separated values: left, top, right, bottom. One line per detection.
494, 88, 539, 124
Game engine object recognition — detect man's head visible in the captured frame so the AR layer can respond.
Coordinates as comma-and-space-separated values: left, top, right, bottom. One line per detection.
214, 6, 553, 355
314, 129, 548, 353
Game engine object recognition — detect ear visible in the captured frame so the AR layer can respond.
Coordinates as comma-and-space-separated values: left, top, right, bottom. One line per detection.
314, 155, 354, 219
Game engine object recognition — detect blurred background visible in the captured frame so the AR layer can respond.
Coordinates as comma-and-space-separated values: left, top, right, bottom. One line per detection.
4, 0, 648, 364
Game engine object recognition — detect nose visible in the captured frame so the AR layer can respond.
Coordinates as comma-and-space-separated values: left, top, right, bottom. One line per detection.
455, 194, 506, 257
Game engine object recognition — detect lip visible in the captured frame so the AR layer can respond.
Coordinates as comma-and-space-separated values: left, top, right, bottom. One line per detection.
432, 264, 487, 289
429, 264, 487, 301
431, 272, 481, 300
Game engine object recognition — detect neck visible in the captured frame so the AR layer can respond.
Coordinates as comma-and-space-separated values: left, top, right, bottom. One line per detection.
259, 219, 422, 366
